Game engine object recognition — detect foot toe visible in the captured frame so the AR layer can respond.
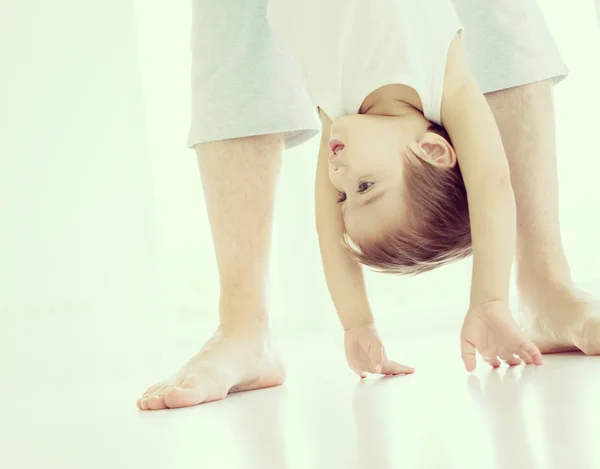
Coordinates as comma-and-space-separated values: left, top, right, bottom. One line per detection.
147, 394, 168, 410
164, 386, 208, 409
154, 384, 169, 397
138, 383, 166, 409
143, 384, 161, 399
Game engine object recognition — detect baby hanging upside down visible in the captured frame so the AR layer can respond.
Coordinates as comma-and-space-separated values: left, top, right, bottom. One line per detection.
266, 0, 544, 374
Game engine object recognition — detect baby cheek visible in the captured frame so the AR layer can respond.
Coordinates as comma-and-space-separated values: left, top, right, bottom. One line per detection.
342, 211, 364, 241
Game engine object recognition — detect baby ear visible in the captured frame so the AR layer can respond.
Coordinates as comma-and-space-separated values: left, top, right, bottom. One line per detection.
414, 131, 457, 169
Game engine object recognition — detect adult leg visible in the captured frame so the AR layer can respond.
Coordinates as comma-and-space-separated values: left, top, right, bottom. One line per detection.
137, 0, 318, 410
138, 135, 286, 411
486, 83, 600, 355
452, 0, 600, 355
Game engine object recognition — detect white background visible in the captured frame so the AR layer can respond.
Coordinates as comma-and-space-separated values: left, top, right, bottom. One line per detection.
1, 0, 599, 353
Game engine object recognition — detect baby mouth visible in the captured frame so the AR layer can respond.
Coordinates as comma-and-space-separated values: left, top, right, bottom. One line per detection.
328, 139, 345, 155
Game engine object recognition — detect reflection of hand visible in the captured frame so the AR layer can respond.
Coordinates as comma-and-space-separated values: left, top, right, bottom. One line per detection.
460, 300, 543, 371
466, 369, 538, 469
344, 323, 414, 378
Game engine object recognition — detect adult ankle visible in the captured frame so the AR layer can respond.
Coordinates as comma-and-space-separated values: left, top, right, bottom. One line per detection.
218, 296, 270, 333
516, 264, 573, 292
516, 250, 572, 285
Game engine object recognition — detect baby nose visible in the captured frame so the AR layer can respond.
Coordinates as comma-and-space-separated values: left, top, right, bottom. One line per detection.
330, 158, 346, 171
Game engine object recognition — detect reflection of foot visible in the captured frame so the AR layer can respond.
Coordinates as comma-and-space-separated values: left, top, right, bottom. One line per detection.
518, 279, 600, 355
137, 326, 285, 410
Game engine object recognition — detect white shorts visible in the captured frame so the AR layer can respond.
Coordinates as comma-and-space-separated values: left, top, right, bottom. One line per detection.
453, 0, 568, 93
187, 0, 568, 149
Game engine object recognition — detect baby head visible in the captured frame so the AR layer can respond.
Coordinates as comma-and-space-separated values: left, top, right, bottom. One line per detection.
329, 111, 472, 275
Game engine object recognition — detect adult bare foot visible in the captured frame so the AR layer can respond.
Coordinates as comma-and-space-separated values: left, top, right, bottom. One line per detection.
518, 278, 600, 355
137, 325, 285, 411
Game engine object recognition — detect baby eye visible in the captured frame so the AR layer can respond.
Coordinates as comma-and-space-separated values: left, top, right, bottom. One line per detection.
337, 192, 347, 204
358, 182, 374, 193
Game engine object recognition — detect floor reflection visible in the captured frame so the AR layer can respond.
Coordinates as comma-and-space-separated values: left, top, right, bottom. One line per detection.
468, 369, 540, 469
225, 349, 600, 469
233, 387, 290, 469
353, 379, 395, 469
467, 355, 600, 469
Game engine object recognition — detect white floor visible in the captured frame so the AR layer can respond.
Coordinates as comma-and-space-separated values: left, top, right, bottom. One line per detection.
3, 322, 600, 469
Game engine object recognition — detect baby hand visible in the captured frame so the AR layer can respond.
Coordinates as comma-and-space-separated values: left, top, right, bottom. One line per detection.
344, 323, 415, 378
460, 300, 543, 371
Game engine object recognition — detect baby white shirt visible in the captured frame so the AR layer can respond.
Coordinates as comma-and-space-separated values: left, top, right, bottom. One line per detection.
267, 0, 463, 124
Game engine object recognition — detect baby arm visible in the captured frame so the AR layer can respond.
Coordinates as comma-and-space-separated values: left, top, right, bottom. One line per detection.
315, 110, 373, 330
441, 36, 543, 370
315, 110, 414, 376
442, 37, 515, 307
